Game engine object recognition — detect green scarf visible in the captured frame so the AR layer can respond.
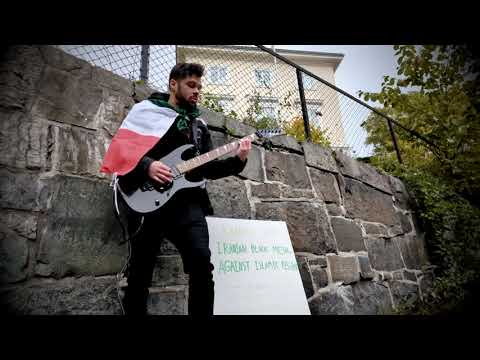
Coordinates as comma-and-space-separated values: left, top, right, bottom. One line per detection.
148, 93, 200, 132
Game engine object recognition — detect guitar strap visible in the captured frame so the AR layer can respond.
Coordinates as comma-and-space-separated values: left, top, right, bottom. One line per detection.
191, 118, 207, 189
191, 118, 200, 154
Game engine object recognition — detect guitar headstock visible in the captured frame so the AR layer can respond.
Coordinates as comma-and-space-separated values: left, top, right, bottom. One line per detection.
255, 128, 284, 139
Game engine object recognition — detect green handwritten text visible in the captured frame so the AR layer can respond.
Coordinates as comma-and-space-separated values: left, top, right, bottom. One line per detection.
218, 260, 250, 274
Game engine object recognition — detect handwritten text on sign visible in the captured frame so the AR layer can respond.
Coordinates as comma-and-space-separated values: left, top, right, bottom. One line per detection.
206, 217, 311, 315
216, 242, 299, 274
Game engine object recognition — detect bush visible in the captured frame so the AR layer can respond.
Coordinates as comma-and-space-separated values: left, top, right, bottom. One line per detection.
375, 162, 480, 314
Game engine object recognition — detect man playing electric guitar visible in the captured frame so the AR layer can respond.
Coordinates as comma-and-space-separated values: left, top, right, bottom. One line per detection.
101, 63, 251, 315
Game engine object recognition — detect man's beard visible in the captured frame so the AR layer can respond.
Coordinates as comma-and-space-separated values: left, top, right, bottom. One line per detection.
175, 88, 196, 112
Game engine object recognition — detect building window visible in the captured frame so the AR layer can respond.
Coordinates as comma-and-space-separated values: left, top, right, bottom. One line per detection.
296, 100, 323, 121
258, 98, 278, 119
306, 101, 323, 121
303, 73, 316, 90
254, 69, 272, 88
203, 94, 234, 113
208, 65, 228, 85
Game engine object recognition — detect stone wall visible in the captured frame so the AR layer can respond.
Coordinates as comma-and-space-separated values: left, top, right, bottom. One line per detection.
0, 46, 434, 315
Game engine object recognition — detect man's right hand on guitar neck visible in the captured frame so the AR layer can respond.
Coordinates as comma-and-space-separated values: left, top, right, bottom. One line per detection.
148, 161, 173, 184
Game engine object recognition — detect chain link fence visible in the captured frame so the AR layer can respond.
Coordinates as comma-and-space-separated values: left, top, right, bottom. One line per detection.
56, 44, 384, 158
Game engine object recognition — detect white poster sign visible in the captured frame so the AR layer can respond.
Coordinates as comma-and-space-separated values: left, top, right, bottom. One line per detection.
206, 217, 311, 315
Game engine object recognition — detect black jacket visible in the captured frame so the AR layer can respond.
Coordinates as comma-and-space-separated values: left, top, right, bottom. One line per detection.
118, 94, 247, 215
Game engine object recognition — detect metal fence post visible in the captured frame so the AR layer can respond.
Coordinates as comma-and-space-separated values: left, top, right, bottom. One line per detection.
387, 119, 403, 164
140, 45, 150, 83
296, 68, 311, 141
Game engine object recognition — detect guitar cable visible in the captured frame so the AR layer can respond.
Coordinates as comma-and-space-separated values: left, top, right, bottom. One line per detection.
111, 174, 144, 315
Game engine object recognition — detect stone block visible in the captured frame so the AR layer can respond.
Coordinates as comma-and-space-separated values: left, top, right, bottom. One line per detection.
95, 91, 134, 139
296, 256, 314, 298
310, 265, 329, 290
296, 252, 327, 267
327, 254, 360, 284
358, 254, 375, 279
209, 130, 229, 150
394, 235, 428, 270
309, 168, 341, 204
334, 150, 392, 194
364, 236, 405, 271
308, 255, 327, 267
91, 65, 135, 96
302, 142, 338, 173
49, 125, 104, 177
152, 255, 189, 286
363, 222, 388, 237
308, 285, 355, 315
158, 239, 180, 255
389, 175, 412, 210
280, 186, 314, 199
225, 117, 256, 137
198, 106, 226, 129
39, 46, 92, 78
250, 183, 281, 198
326, 203, 344, 216
31, 66, 104, 130
256, 201, 336, 254
0, 209, 38, 284
399, 212, 413, 234
35, 175, 127, 278
392, 271, 404, 280
0, 46, 45, 112
0, 209, 37, 240
206, 176, 250, 219
381, 272, 393, 281
403, 270, 418, 282
265, 151, 310, 188
341, 177, 397, 226
351, 280, 393, 315
270, 134, 302, 153
389, 280, 420, 308
239, 145, 264, 182
0, 226, 29, 284
0, 111, 49, 170
0, 276, 122, 315
147, 286, 187, 315
0, 168, 42, 211
330, 217, 366, 252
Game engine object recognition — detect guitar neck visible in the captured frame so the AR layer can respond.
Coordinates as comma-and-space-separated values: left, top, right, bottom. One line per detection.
177, 133, 256, 174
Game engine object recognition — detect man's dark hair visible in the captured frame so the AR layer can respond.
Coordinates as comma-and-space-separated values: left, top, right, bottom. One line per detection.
169, 63, 204, 90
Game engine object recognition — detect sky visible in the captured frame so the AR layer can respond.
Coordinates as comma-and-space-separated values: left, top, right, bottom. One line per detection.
275, 45, 399, 106
270, 45, 401, 157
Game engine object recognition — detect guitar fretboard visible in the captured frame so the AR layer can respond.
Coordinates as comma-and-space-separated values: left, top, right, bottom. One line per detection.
176, 133, 256, 174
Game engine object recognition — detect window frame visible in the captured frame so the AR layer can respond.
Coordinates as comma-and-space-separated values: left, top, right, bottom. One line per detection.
208, 65, 229, 85
254, 68, 272, 88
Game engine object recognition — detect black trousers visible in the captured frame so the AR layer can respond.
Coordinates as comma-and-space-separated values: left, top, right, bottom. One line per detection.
122, 192, 215, 315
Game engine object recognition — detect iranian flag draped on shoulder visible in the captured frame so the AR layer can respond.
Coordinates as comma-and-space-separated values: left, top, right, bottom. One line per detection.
100, 95, 196, 176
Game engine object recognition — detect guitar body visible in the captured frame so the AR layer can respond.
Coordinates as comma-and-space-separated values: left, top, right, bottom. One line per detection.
117, 144, 206, 213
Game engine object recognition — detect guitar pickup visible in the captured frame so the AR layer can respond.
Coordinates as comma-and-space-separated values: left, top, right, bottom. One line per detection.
140, 182, 155, 192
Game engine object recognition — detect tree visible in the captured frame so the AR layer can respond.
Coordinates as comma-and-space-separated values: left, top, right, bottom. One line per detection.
359, 45, 480, 314
359, 45, 480, 203
283, 116, 331, 147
